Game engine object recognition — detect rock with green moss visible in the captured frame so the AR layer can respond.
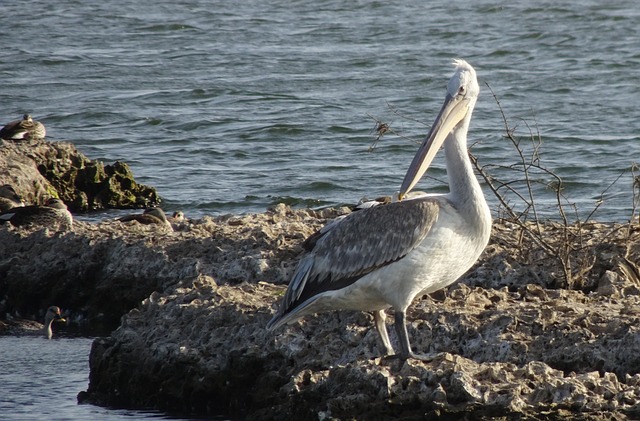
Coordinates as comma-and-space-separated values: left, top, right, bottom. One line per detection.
0, 138, 159, 211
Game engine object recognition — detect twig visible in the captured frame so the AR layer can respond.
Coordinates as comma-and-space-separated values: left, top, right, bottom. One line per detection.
366, 113, 420, 152
370, 86, 635, 288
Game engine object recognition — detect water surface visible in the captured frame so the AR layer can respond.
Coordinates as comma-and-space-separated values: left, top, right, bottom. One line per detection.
1, 0, 638, 221
0, 336, 189, 419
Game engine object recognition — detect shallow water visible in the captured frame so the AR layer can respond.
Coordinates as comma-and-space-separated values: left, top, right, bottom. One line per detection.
0, 336, 200, 420
1, 0, 639, 418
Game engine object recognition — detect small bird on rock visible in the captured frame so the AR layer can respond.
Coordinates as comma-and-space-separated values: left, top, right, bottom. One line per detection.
170, 210, 185, 222
0, 114, 46, 140
118, 207, 173, 231
0, 198, 73, 229
0, 306, 67, 339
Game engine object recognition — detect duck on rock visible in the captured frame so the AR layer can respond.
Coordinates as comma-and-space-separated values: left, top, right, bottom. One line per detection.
0, 198, 73, 230
0, 306, 67, 339
117, 207, 173, 231
0, 114, 46, 140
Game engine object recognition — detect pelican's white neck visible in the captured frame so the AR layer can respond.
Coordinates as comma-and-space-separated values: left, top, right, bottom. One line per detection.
443, 117, 490, 224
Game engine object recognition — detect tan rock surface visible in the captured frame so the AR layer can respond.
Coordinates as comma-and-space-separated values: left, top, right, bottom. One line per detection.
67, 204, 640, 420
2, 172, 639, 418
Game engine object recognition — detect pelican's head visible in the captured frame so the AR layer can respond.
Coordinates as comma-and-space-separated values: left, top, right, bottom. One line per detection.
398, 59, 479, 200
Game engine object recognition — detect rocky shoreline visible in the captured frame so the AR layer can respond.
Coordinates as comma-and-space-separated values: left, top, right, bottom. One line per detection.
79, 214, 640, 420
2, 138, 640, 419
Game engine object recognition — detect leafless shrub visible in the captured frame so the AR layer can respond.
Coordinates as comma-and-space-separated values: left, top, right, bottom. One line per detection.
475, 83, 640, 289
369, 87, 638, 290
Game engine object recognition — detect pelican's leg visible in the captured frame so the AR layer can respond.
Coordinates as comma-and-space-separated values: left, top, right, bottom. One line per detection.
394, 310, 434, 361
373, 310, 394, 355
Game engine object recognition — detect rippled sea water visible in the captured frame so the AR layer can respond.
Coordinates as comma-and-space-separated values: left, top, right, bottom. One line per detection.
1, 0, 639, 418
2, 0, 639, 221
0, 336, 193, 420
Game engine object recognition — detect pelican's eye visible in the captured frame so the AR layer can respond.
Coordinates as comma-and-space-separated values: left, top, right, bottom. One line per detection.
458, 86, 466, 96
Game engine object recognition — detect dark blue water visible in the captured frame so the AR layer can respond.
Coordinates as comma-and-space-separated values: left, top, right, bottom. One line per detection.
1, 0, 639, 418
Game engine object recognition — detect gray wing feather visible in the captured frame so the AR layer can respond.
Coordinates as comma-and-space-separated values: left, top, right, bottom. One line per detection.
283, 198, 440, 310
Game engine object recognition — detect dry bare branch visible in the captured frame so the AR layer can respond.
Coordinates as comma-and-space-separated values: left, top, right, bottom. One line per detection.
369, 86, 636, 289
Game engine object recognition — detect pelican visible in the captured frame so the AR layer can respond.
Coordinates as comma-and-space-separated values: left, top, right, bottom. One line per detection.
267, 60, 491, 360
0, 114, 46, 140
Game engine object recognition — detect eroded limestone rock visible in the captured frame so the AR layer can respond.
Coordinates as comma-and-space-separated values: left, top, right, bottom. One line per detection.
3, 197, 639, 419
74, 210, 640, 420
0, 204, 337, 330
82, 277, 640, 420
0, 138, 159, 211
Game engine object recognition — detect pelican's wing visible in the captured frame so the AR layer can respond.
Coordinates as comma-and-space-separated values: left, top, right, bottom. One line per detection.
282, 197, 440, 311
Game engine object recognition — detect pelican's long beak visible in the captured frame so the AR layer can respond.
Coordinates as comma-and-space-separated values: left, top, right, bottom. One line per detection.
398, 93, 470, 200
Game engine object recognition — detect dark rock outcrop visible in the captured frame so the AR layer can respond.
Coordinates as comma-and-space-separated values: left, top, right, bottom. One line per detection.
2, 191, 639, 419
0, 138, 159, 211
0, 204, 333, 331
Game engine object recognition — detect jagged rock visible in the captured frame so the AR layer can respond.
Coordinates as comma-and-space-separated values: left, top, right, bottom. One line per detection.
0, 138, 159, 211
81, 277, 640, 420
0, 204, 336, 330
2, 199, 639, 419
